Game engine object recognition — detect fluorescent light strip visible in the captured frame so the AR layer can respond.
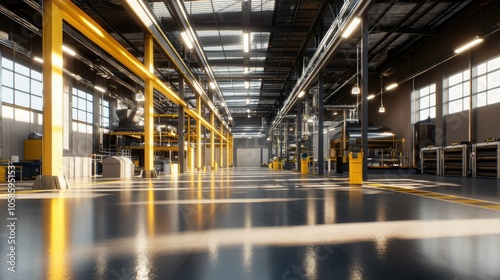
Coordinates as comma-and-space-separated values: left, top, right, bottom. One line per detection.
94, 86, 106, 93
454, 37, 483, 54
367, 94, 375, 100
243, 32, 249, 52
33, 56, 43, 63
62, 45, 76, 56
342, 17, 361, 39
181, 31, 194, 49
385, 83, 398, 91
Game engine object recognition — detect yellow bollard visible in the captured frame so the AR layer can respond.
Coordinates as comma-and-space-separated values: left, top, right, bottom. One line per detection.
348, 152, 363, 184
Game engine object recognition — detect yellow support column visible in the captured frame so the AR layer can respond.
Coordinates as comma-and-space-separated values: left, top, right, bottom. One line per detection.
210, 112, 215, 170
196, 97, 202, 170
226, 132, 230, 168
143, 34, 156, 178
228, 134, 234, 166
187, 116, 192, 171
220, 125, 224, 168
33, 0, 68, 189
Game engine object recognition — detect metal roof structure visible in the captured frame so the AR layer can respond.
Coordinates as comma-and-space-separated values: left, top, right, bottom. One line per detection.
1, 0, 487, 137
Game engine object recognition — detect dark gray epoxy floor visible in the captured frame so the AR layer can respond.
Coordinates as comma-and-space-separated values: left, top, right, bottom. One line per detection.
1, 167, 500, 280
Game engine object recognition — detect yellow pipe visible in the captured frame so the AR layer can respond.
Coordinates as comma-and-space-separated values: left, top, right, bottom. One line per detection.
154, 114, 179, 118
196, 97, 202, 170
210, 112, 215, 168
42, 0, 64, 176
144, 34, 154, 172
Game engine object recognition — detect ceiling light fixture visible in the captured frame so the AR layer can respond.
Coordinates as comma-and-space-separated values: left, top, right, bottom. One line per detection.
94, 85, 106, 93
367, 94, 375, 100
180, 31, 194, 49
209, 82, 216, 89
379, 76, 385, 113
352, 45, 360, 95
298, 90, 305, 98
135, 90, 145, 101
62, 45, 76, 56
243, 32, 250, 52
385, 83, 398, 91
342, 17, 361, 39
246, 98, 250, 105
454, 36, 483, 54
245, 80, 250, 89
33, 56, 43, 63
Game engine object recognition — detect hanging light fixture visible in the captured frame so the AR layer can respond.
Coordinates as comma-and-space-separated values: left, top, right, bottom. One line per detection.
379, 76, 385, 113
352, 45, 360, 95
135, 90, 145, 102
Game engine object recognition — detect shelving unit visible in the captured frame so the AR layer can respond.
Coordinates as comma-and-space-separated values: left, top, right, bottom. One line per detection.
443, 144, 468, 177
472, 142, 500, 178
420, 147, 442, 175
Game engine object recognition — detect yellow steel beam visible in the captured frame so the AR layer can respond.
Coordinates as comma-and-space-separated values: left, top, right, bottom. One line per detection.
42, 0, 64, 176
228, 134, 231, 167
220, 125, 224, 168
229, 134, 233, 167
53, 0, 232, 154
144, 34, 154, 172
196, 97, 202, 170
185, 108, 226, 141
54, 0, 185, 106
153, 114, 179, 118
210, 112, 215, 168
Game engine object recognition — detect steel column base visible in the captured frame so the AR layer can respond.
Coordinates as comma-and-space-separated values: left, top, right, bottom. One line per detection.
32, 175, 70, 190
142, 170, 157, 178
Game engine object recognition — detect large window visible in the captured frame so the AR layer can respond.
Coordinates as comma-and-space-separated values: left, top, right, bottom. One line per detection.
72, 87, 93, 124
100, 98, 110, 129
1, 57, 43, 111
444, 69, 470, 114
415, 83, 436, 121
473, 56, 500, 107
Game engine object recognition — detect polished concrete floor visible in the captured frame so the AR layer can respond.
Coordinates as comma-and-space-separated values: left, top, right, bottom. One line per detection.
1, 167, 500, 280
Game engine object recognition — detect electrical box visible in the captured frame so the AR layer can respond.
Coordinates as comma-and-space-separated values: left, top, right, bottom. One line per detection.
24, 139, 42, 161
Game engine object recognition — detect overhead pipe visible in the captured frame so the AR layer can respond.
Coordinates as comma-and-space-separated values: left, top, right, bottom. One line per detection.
164, 0, 233, 124
121, 0, 233, 129
269, 0, 373, 134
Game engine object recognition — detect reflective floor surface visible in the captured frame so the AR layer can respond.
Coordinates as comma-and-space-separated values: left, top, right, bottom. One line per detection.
1, 167, 500, 280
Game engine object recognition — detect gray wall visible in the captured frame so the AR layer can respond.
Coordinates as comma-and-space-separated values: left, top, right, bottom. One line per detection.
233, 137, 269, 167
368, 1, 500, 163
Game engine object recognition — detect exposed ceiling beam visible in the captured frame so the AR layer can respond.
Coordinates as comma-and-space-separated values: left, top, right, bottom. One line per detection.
374, 27, 439, 36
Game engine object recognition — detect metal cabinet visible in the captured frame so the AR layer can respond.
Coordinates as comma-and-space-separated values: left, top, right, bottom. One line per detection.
420, 147, 441, 175
443, 144, 468, 177
472, 142, 500, 178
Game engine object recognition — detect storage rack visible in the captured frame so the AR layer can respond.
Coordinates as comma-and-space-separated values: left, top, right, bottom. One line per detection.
443, 144, 468, 177
420, 147, 442, 175
472, 142, 500, 178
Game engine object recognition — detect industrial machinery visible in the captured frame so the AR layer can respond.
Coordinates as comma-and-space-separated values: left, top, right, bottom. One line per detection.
100, 109, 181, 175
443, 144, 469, 177
472, 141, 500, 178
330, 124, 407, 172
420, 147, 442, 175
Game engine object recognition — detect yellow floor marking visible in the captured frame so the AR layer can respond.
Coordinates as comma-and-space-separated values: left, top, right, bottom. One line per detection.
368, 183, 500, 211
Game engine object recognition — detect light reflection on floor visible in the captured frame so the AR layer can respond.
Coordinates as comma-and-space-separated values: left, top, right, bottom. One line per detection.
0, 168, 500, 280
